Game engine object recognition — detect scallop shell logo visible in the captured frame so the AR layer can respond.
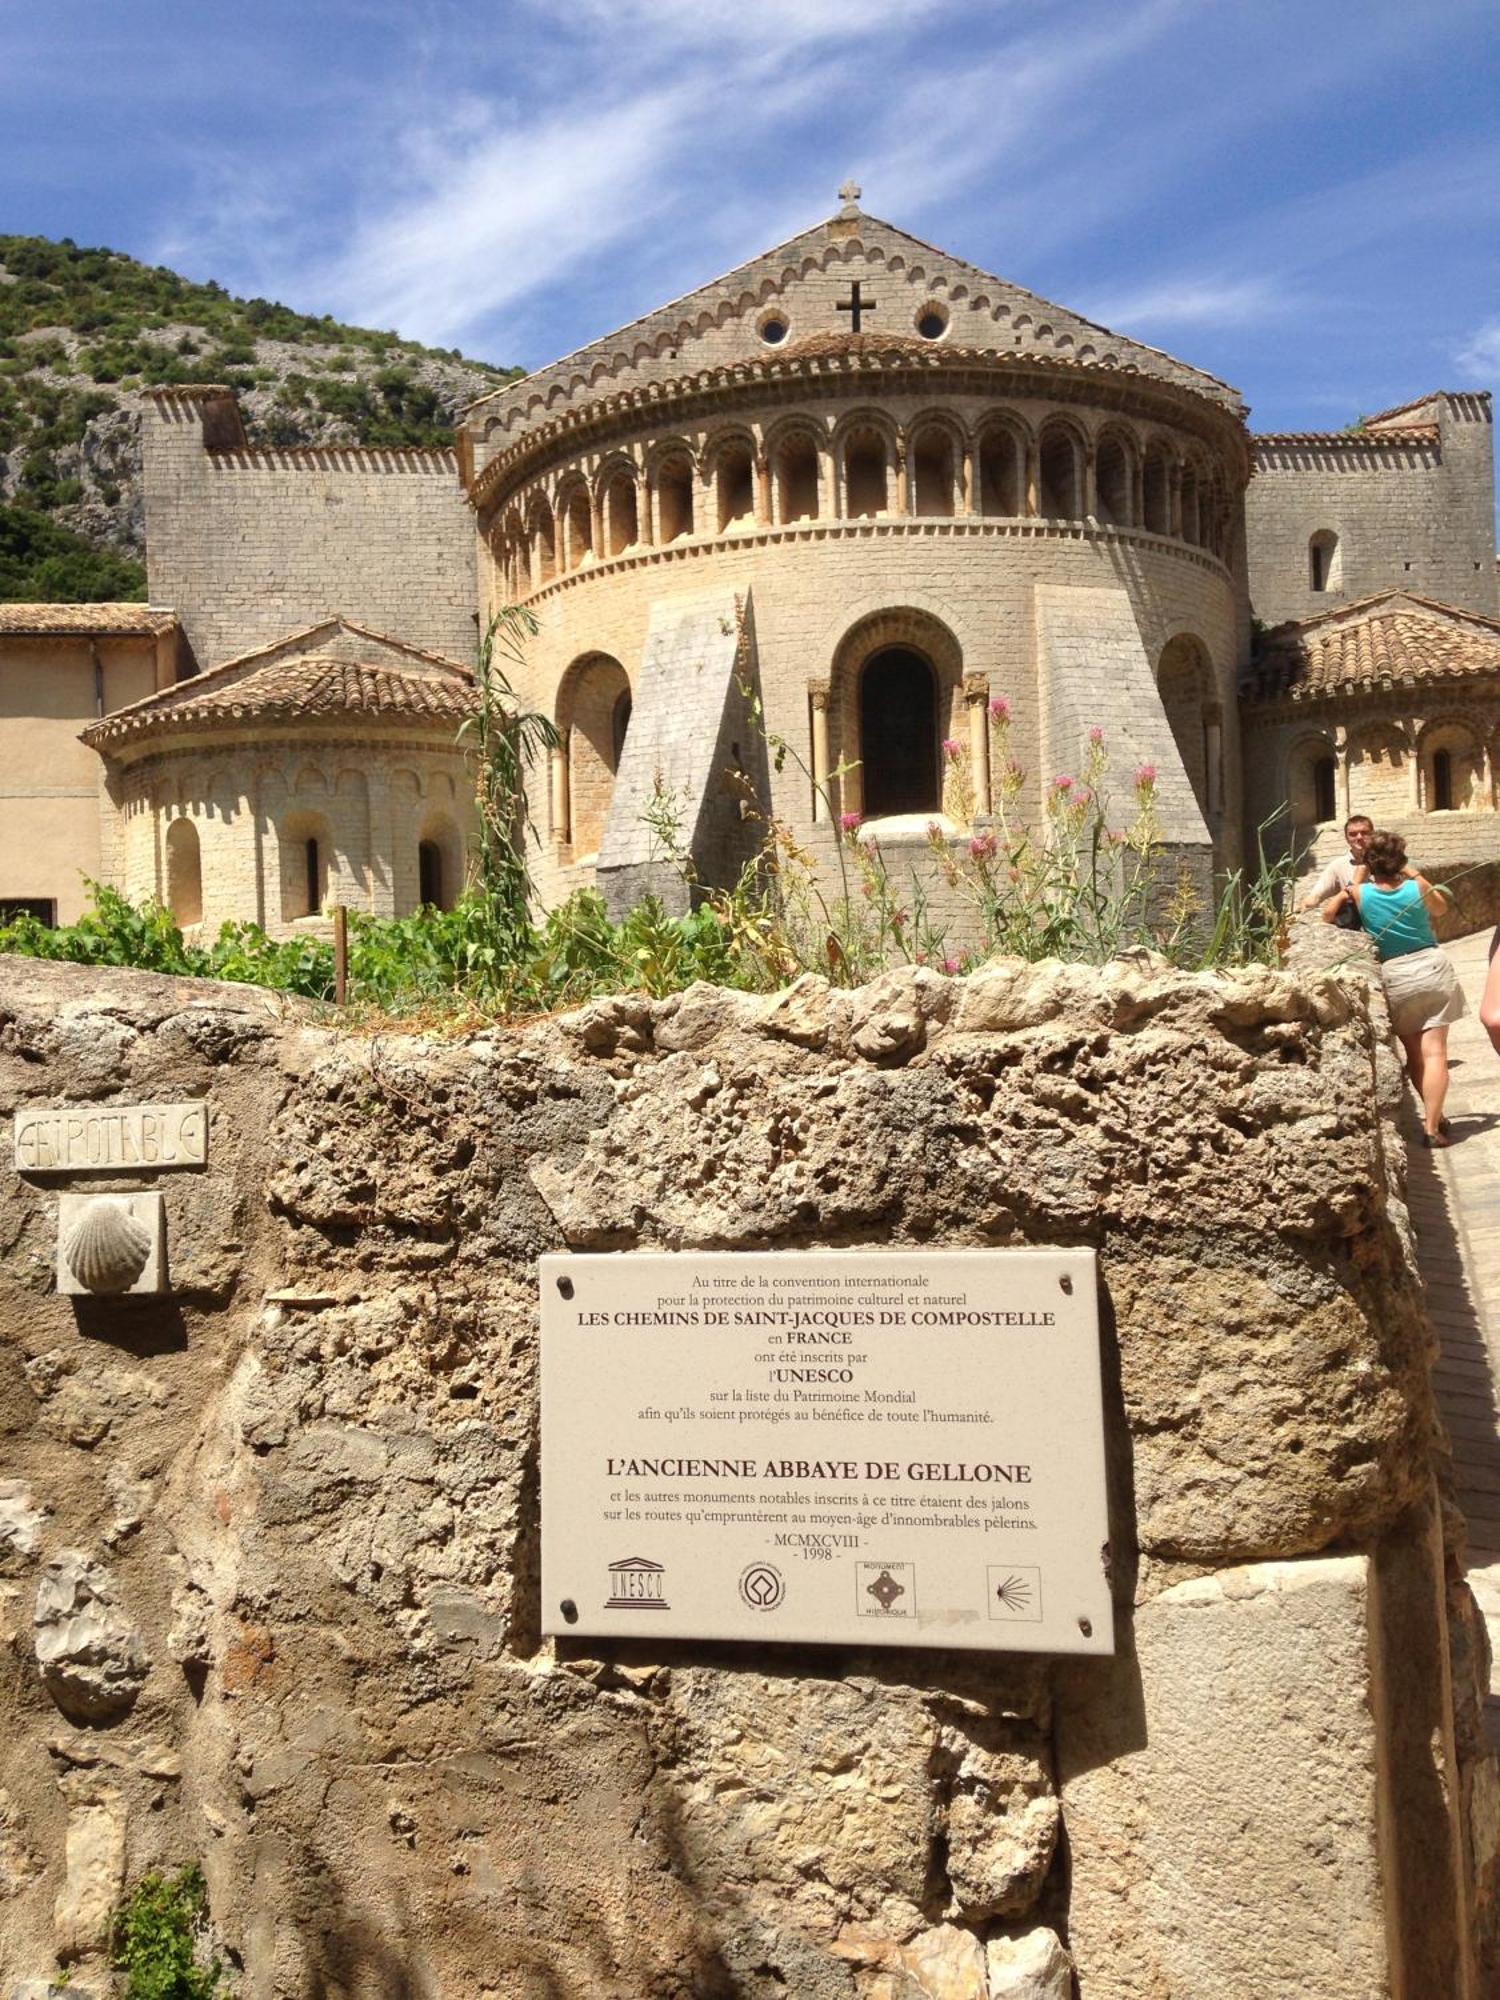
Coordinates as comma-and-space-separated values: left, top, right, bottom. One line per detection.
63, 1198, 153, 1294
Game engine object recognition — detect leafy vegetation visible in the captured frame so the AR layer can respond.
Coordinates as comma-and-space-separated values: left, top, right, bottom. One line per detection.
0, 501, 145, 600
112, 1864, 225, 1999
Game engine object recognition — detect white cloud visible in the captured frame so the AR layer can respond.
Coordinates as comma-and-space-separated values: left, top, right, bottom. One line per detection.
1089, 274, 1291, 332
1456, 320, 1500, 381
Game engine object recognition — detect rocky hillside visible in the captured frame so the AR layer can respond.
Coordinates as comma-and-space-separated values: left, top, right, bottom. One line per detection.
0, 235, 520, 599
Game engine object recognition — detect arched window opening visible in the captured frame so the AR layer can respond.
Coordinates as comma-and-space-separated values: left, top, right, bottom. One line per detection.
1422, 727, 1485, 813
1096, 436, 1131, 527
657, 455, 694, 543
564, 487, 592, 569
716, 444, 755, 532
1143, 450, 1171, 535
1038, 426, 1080, 519
604, 472, 638, 556
612, 689, 633, 769
1433, 749, 1453, 812
531, 501, 556, 586
1314, 756, 1337, 824
562, 655, 631, 858
859, 647, 939, 818
165, 817, 202, 926
775, 433, 819, 523
419, 840, 443, 909
844, 429, 888, 519
911, 427, 956, 517
977, 428, 1021, 516
1309, 530, 1340, 593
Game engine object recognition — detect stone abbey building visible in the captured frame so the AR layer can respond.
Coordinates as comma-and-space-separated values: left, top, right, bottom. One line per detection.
2, 190, 1496, 933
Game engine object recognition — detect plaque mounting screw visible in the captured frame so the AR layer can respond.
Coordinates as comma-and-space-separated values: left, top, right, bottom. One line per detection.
1077, 1616, 1092, 1637
556, 1275, 574, 1299
1059, 1274, 1073, 1295
559, 1599, 578, 1624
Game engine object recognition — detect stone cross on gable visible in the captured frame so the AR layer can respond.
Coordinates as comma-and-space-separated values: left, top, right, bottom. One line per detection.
839, 180, 861, 206
837, 280, 876, 333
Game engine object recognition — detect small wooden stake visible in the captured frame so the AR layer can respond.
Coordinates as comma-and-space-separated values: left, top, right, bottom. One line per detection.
333, 904, 348, 1006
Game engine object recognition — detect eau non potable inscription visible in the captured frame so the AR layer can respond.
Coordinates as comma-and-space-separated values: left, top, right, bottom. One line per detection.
540, 1250, 1114, 1655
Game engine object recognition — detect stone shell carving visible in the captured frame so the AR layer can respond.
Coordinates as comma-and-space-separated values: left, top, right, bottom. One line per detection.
63, 1198, 152, 1294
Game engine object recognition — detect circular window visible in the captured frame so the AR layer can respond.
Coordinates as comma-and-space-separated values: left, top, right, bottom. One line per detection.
916, 304, 950, 341
759, 313, 789, 346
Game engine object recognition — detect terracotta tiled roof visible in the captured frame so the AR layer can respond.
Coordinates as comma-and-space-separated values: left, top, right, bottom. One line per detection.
83, 616, 475, 749
1243, 592, 1500, 704
0, 603, 177, 638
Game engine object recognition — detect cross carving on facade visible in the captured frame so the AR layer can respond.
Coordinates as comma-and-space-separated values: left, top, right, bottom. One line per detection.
837, 280, 877, 332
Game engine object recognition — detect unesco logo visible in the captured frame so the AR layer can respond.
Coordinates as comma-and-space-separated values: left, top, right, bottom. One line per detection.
738, 1562, 785, 1611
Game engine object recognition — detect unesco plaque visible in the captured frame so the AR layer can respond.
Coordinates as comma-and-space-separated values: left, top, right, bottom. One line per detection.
540, 1249, 1114, 1655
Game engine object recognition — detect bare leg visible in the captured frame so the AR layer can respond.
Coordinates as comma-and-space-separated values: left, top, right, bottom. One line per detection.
1399, 1028, 1426, 1101
1481, 927, 1500, 1057
1418, 1026, 1450, 1140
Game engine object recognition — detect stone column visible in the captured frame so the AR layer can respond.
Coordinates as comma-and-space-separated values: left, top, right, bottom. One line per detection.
1025, 441, 1040, 518
1133, 462, 1145, 528
1169, 466, 1184, 539
965, 677, 992, 816
960, 441, 975, 517
1084, 447, 1098, 522
1205, 711, 1223, 819
636, 465, 652, 547
590, 486, 604, 559
887, 445, 906, 519
755, 453, 771, 529
550, 742, 571, 847
1404, 723, 1421, 811
647, 471, 662, 547
1335, 726, 1351, 822
819, 444, 837, 521
810, 684, 832, 823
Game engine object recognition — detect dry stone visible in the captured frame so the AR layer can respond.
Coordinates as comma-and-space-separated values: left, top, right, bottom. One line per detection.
33, 1553, 150, 1723
984, 1925, 1073, 1999
52, 1787, 125, 1962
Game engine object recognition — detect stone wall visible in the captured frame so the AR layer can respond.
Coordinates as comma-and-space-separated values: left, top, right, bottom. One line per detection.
142, 394, 479, 671
0, 953, 1495, 1997
1245, 395, 1498, 628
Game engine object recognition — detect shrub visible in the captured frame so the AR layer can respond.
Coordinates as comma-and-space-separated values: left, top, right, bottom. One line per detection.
113, 1864, 225, 1999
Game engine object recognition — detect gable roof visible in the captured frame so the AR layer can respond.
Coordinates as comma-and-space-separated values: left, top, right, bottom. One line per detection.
83, 616, 475, 750
462, 199, 1244, 468
0, 603, 177, 639
1243, 591, 1500, 704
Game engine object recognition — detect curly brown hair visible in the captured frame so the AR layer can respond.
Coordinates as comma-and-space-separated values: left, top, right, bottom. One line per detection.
1364, 830, 1408, 881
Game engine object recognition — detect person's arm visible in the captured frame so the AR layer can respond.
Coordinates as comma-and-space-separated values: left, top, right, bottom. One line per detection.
1321, 885, 1356, 925
1299, 861, 1341, 912
1414, 874, 1448, 924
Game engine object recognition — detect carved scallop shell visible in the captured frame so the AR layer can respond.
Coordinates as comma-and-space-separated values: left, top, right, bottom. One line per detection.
64, 1198, 151, 1295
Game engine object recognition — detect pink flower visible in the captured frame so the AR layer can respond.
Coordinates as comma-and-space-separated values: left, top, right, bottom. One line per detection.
1088, 726, 1104, 745
942, 955, 963, 975
968, 831, 997, 861
926, 820, 945, 844
988, 695, 1011, 722
839, 811, 862, 833
942, 738, 963, 761
1134, 763, 1157, 788
1052, 774, 1074, 793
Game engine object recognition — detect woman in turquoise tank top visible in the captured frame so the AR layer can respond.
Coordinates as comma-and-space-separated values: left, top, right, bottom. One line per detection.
1324, 829, 1465, 1146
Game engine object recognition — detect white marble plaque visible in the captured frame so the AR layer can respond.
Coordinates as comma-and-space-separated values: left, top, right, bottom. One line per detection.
541, 1249, 1114, 1655
14, 1102, 207, 1173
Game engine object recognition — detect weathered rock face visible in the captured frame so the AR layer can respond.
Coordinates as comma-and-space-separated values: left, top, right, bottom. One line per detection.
0, 952, 1492, 1996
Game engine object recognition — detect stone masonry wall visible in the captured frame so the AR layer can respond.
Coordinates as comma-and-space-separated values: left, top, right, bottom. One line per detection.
0, 952, 1495, 1997
142, 396, 479, 671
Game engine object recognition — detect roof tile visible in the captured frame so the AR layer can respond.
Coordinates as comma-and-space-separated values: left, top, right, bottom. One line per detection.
1243, 592, 1500, 703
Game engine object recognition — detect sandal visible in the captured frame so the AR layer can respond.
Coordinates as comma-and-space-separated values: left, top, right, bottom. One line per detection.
1421, 1130, 1451, 1149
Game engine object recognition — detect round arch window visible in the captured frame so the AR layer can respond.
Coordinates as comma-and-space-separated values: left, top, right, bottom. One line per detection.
916, 303, 950, 340
759, 313, 789, 346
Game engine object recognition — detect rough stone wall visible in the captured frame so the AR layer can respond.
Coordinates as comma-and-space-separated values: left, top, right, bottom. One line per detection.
1245, 395, 1498, 627
142, 396, 479, 671
0, 951, 1494, 1997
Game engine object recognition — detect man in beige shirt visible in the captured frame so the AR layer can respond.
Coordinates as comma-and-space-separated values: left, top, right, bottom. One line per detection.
1298, 815, 1373, 913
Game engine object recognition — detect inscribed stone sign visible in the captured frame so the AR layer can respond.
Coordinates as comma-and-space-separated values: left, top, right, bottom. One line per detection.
541, 1250, 1114, 1655
13, 1102, 207, 1173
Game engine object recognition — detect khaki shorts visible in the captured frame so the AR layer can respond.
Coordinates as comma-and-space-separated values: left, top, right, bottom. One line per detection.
1380, 946, 1467, 1038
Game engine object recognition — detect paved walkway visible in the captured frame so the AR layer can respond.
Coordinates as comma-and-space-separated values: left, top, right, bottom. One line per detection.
1406, 927, 1500, 1736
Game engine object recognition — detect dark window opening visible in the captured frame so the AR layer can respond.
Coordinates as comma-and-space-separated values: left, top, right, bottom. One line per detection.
1309, 531, 1338, 592
0, 897, 56, 927
305, 839, 323, 915
1433, 749, 1453, 811
1313, 756, 1336, 824
760, 316, 788, 345
859, 647, 939, 818
419, 840, 442, 908
917, 308, 948, 340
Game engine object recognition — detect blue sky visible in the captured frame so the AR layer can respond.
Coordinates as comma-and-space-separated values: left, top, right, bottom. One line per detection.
3, 0, 1497, 429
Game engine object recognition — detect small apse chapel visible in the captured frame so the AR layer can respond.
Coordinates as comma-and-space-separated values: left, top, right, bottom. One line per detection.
1, 187, 1496, 935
